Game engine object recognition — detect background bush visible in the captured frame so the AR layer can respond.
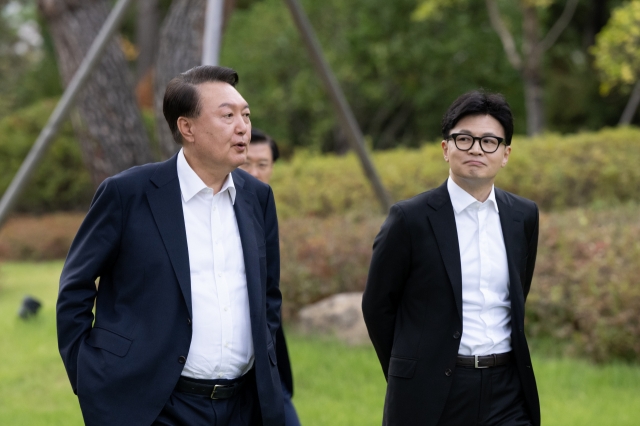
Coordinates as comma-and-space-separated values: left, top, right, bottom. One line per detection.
0, 100, 93, 213
3, 121, 640, 215
277, 205, 640, 363
271, 127, 640, 217
529, 205, 640, 363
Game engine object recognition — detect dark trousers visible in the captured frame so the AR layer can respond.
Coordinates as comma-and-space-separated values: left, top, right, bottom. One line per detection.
437, 363, 532, 426
153, 371, 262, 426
282, 382, 301, 426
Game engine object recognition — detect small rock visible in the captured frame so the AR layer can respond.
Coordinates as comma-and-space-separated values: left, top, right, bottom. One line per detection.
297, 292, 370, 345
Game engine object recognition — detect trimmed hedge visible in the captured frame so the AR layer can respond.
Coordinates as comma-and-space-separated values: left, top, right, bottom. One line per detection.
3, 101, 639, 216
271, 127, 640, 217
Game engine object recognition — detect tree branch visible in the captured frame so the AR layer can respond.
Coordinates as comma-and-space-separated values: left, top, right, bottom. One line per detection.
538, 0, 579, 53
485, 0, 522, 70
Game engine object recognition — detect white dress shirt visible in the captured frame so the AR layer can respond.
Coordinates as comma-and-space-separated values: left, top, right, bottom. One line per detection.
447, 177, 512, 356
177, 149, 254, 379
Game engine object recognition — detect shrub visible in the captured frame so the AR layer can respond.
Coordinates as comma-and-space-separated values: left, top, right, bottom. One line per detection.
279, 213, 382, 320
0, 100, 93, 213
528, 204, 640, 363
271, 127, 640, 217
279, 205, 640, 363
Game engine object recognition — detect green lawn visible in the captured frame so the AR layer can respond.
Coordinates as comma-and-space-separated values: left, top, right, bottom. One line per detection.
1, 261, 639, 425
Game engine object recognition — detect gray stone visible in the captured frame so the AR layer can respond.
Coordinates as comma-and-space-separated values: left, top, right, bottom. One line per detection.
296, 292, 370, 345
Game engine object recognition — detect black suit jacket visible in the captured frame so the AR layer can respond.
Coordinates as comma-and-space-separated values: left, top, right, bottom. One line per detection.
362, 181, 540, 426
57, 155, 284, 426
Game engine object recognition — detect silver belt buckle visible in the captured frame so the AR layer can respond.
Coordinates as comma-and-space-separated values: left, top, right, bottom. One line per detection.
210, 384, 225, 399
474, 355, 489, 369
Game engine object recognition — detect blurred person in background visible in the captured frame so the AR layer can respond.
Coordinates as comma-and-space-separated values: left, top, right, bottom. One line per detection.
240, 129, 302, 426
363, 91, 540, 426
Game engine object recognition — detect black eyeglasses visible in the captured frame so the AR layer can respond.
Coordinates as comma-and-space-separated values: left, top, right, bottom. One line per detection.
447, 133, 507, 153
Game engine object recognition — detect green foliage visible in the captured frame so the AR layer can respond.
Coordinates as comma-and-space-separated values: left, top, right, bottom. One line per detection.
0, 100, 93, 213
221, 0, 524, 150
591, 0, 640, 95
271, 127, 640, 218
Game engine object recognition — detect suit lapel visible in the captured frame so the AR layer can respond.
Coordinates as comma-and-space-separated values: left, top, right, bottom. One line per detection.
146, 155, 192, 318
496, 189, 526, 313
232, 172, 262, 323
427, 182, 463, 321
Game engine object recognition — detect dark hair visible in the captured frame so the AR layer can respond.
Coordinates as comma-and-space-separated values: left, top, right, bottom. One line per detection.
441, 90, 514, 145
250, 128, 280, 162
163, 65, 239, 144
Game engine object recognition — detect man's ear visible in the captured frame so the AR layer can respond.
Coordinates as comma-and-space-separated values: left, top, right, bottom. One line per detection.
177, 117, 195, 144
441, 140, 450, 162
501, 145, 511, 167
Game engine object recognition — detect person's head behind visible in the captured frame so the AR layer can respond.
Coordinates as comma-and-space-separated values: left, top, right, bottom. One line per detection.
163, 65, 240, 145
239, 128, 279, 184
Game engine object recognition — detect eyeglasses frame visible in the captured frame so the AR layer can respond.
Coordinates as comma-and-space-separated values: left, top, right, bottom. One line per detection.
446, 133, 508, 154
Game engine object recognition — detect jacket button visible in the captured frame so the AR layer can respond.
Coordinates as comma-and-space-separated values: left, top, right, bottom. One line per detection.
445, 369, 452, 376
187, 318, 192, 325
178, 356, 186, 364
453, 331, 460, 339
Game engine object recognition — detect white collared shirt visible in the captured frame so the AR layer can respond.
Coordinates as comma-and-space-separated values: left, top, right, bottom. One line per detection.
177, 149, 254, 379
447, 177, 512, 356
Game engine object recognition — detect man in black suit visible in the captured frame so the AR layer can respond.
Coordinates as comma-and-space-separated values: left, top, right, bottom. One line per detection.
363, 91, 540, 426
57, 66, 284, 426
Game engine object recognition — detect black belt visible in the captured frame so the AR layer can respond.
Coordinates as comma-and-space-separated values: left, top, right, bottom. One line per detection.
456, 352, 512, 369
176, 374, 248, 399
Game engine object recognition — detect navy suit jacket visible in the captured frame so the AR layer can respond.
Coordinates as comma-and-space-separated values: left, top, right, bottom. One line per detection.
57, 154, 284, 426
363, 182, 540, 426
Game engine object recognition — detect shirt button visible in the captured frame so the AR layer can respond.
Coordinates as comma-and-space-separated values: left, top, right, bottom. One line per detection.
178, 356, 186, 364
218, 373, 223, 378
217, 273, 222, 278
213, 206, 217, 211
224, 307, 229, 312
445, 369, 452, 377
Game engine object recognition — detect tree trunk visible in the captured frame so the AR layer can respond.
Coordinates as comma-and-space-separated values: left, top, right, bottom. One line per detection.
153, 0, 206, 159
38, 0, 152, 186
521, 3, 545, 136
136, 0, 160, 82
619, 81, 640, 126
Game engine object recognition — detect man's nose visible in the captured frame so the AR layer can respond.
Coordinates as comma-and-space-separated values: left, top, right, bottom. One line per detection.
235, 116, 249, 134
469, 139, 483, 155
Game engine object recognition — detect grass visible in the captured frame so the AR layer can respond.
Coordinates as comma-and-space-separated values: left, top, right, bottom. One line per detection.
1, 261, 639, 425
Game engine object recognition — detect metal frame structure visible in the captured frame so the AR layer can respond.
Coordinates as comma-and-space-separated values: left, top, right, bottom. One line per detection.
0, 0, 391, 230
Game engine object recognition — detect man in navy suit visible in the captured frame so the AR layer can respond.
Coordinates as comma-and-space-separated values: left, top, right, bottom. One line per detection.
57, 66, 284, 426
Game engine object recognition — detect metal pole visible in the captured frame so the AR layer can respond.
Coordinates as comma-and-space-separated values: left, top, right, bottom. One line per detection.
202, 0, 225, 65
0, 0, 135, 229
283, 0, 393, 212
